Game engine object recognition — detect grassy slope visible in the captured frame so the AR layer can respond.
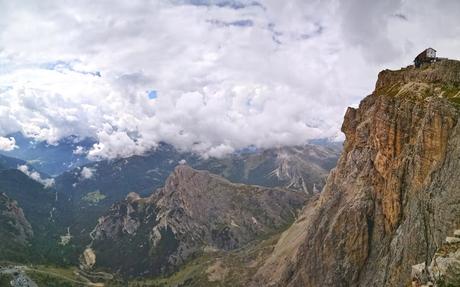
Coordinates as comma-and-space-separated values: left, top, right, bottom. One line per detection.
377, 60, 460, 108
0, 170, 79, 265
128, 233, 282, 287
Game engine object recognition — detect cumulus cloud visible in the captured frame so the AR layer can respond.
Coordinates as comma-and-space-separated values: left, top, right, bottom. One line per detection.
0, 136, 18, 151
80, 166, 95, 179
17, 165, 55, 188
339, 0, 403, 63
0, 0, 459, 159
73, 146, 87, 155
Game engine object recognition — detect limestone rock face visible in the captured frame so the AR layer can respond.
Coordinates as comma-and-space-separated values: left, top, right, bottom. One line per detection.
88, 165, 307, 276
253, 60, 460, 287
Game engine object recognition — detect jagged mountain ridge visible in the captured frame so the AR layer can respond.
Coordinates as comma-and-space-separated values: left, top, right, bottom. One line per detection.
55, 143, 339, 202
252, 59, 460, 286
196, 144, 339, 194
54, 143, 339, 248
85, 165, 307, 277
0, 142, 339, 274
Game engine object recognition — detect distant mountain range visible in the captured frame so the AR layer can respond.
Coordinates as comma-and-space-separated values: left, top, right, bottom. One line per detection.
0, 133, 94, 176
0, 139, 341, 283
53, 142, 340, 250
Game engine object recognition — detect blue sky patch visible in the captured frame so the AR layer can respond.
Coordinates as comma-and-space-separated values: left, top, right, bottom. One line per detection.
148, 90, 158, 99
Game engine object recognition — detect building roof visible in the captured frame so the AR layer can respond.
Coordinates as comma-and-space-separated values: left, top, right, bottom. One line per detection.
415, 48, 436, 62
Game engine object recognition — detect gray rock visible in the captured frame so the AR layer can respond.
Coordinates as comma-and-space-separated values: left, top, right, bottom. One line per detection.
446, 237, 460, 244
87, 165, 307, 277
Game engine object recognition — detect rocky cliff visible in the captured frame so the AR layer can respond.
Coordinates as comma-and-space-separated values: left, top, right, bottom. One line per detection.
86, 165, 307, 277
253, 60, 460, 286
0, 193, 33, 260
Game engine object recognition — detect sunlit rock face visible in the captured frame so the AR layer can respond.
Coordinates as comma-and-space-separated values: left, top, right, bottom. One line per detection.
253, 60, 460, 287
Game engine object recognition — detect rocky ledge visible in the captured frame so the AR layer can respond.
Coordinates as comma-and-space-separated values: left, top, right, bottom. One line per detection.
412, 229, 460, 287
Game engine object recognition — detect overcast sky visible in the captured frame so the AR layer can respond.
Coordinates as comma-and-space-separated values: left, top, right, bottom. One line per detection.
0, 0, 459, 159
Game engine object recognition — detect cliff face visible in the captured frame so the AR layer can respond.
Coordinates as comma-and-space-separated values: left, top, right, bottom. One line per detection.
254, 60, 460, 286
87, 165, 306, 276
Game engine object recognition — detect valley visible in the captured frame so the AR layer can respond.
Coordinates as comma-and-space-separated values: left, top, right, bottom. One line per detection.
0, 143, 338, 286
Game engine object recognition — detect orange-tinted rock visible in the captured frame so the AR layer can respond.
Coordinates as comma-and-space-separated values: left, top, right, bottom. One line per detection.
253, 60, 460, 287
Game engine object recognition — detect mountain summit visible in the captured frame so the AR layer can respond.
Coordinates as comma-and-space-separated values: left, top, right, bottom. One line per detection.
85, 165, 306, 276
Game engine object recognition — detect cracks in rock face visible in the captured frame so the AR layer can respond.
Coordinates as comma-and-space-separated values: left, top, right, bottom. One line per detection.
420, 197, 434, 269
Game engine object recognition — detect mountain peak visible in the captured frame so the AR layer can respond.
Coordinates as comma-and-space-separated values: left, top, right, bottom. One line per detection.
170, 164, 203, 181
88, 167, 307, 276
173, 163, 193, 172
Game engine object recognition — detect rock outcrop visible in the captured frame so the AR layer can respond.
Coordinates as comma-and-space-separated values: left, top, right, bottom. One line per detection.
253, 60, 460, 286
0, 193, 33, 260
87, 165, 307, 276
0, 193, 33, 243
412, 229, 460, 287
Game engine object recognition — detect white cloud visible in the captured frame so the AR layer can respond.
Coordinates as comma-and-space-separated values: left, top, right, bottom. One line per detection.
80, 167, 95, 179
73, 145, 86, 155
0, 0, 459, 159
0, 136, 18, 151
17, 164, 55, 188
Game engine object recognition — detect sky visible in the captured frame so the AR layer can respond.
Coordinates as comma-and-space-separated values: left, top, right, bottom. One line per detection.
0, 0, 459, 159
